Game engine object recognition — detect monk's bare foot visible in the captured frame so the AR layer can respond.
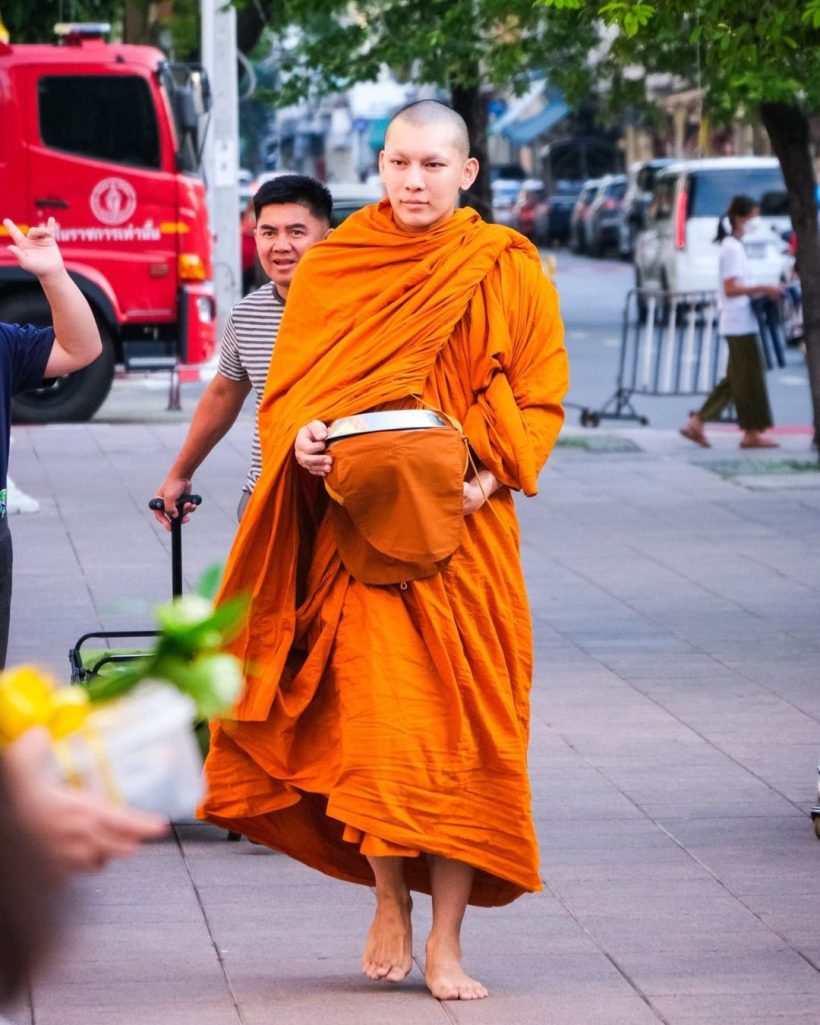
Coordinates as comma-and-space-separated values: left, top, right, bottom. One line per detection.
425, 934, 488, 1000
361, 893, 413, 982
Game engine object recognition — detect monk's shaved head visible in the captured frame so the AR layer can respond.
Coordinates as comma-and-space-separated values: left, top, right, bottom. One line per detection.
380, 100, 479, 232
386, 101, 470, 159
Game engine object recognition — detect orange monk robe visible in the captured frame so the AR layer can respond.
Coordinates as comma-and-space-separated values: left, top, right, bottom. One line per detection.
199, 201, 569, 907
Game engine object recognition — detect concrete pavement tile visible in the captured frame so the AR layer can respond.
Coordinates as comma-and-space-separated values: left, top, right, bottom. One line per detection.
32, 980, 239, 1025
531, 786, 645, 823
457, 891, 600, 957
35, 1008, 238, 1025
461, 950, 644, 1001
231, 930, 649, 1011
549, 881, 736, 918
656, 816, 820, 895
67, 899, 205, 925
559, 730, 719, 763
539, 817, 679, 854
237, 974, 448, 1025
757, 908, 820, 963
659, 814, 810, 847
445, 994, 664, 1025
601, 762, 796, 801
591, 654, 731, 679
636, 795, 795, 821
8, 422, 820, 1023
621, 948, 820, 997
651, 992, 820, 1024
577, 909, 788, 956
545, 860, 723, 902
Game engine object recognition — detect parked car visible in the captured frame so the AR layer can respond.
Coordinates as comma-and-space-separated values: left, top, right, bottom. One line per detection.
512, 179, 549, 243
633, 157, 792, 296
542, 179, 583, 246
618, 158, 675, 258
569, 177, 603, 252
586, 174, 627, 256
492, 178, 524, 227
327, 181, 384, 226
490, 163, 526, 182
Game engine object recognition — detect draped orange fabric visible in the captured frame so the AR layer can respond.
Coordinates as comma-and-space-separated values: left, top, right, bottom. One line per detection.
198, 201, 569, 907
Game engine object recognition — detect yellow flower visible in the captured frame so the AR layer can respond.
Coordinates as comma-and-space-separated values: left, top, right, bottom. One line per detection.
0, 665, 89, 745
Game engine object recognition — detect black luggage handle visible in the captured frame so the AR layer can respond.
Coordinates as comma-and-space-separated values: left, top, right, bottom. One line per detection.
148, 493, 202, 516
148, 493, 202, 597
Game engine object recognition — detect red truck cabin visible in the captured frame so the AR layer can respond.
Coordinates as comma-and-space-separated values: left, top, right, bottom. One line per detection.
0, 26, 216, 422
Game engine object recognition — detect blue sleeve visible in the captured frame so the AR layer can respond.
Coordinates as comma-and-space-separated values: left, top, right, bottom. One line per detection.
0, 322, 55, 395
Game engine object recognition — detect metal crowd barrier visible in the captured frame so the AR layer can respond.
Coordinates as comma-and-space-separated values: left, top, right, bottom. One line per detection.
578, 288, 794, 428
579, 289, 725, 427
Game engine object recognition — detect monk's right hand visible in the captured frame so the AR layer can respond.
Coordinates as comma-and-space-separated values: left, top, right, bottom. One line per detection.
295, 420, 332, 476
152, 474, 196, 531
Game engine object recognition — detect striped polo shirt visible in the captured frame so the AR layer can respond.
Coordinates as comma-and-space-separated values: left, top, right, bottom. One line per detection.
217, 281, 285, 492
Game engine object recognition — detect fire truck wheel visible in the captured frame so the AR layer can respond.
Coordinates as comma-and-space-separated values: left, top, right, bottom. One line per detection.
4, 292, 115, 424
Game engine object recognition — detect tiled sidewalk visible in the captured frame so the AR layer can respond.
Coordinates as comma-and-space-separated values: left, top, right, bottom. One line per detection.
5, 419, 820, 1025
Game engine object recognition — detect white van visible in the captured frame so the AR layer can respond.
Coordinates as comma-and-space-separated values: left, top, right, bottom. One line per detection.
633, 157, 792, 295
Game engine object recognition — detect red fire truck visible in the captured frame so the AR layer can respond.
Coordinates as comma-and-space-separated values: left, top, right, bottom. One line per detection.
0, 23, 216, 422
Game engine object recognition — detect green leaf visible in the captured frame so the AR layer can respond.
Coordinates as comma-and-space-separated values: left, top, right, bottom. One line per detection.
195, 564, 224, 601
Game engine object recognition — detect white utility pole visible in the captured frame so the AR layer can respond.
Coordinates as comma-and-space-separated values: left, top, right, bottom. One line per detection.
201, 0, 241, 338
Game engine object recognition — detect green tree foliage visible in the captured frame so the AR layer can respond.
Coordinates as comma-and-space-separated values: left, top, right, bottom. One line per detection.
0, 1, 200, 53
269, 0, 557, 101
264, 0, 596, 215
1, 1, 121, 41
540, 0, 820, 447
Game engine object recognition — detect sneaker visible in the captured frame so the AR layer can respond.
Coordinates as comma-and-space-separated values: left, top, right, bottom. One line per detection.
6, 476, 40, 514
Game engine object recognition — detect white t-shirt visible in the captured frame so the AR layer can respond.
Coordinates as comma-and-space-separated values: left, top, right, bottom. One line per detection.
718, 235, 758, 337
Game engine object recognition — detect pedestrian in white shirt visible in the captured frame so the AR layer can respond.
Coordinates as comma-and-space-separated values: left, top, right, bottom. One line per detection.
680, 195, 782, 449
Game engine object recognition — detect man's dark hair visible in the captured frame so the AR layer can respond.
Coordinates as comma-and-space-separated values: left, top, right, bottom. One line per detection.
253, 175, 333, 223
715, 193, 757, 243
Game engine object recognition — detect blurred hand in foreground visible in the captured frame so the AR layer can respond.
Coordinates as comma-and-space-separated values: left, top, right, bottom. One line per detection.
3, 727, 168, 878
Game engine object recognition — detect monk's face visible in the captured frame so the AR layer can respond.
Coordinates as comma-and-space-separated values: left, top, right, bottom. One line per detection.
254, 202, 330, 295
379, 121, 479, 233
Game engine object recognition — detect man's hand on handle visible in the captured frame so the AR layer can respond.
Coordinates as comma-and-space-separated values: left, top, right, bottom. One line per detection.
152, 475, 196, 531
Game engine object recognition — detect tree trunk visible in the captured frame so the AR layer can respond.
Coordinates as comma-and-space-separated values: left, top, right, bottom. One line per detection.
450, 81, 493, 222
760, 101, 820, 455
122, 1, 150, 44
236, 0, 276, 55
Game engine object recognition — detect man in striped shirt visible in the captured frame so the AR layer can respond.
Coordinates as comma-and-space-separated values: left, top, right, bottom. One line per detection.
153, 176, 332, 527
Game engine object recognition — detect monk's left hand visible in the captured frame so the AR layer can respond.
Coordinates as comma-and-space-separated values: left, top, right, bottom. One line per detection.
463, 469, 500, 515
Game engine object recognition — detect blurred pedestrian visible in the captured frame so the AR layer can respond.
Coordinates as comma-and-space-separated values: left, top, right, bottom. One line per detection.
680, 195, 782, 449
1, 728, 167, 1008
1, 218, 102, 668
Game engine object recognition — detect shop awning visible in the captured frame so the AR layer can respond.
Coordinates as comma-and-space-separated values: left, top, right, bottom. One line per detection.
501, 96, 570, 145
490, 80, 570, 145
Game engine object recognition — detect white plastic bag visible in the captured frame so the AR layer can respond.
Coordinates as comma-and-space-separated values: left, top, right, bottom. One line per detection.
54, 683, 203, 819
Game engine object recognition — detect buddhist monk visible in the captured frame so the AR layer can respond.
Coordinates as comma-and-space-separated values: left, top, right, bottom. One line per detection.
199, 100, 569, 1001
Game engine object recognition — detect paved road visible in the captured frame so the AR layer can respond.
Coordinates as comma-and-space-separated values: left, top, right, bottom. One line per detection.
5, 414, 820, 1025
